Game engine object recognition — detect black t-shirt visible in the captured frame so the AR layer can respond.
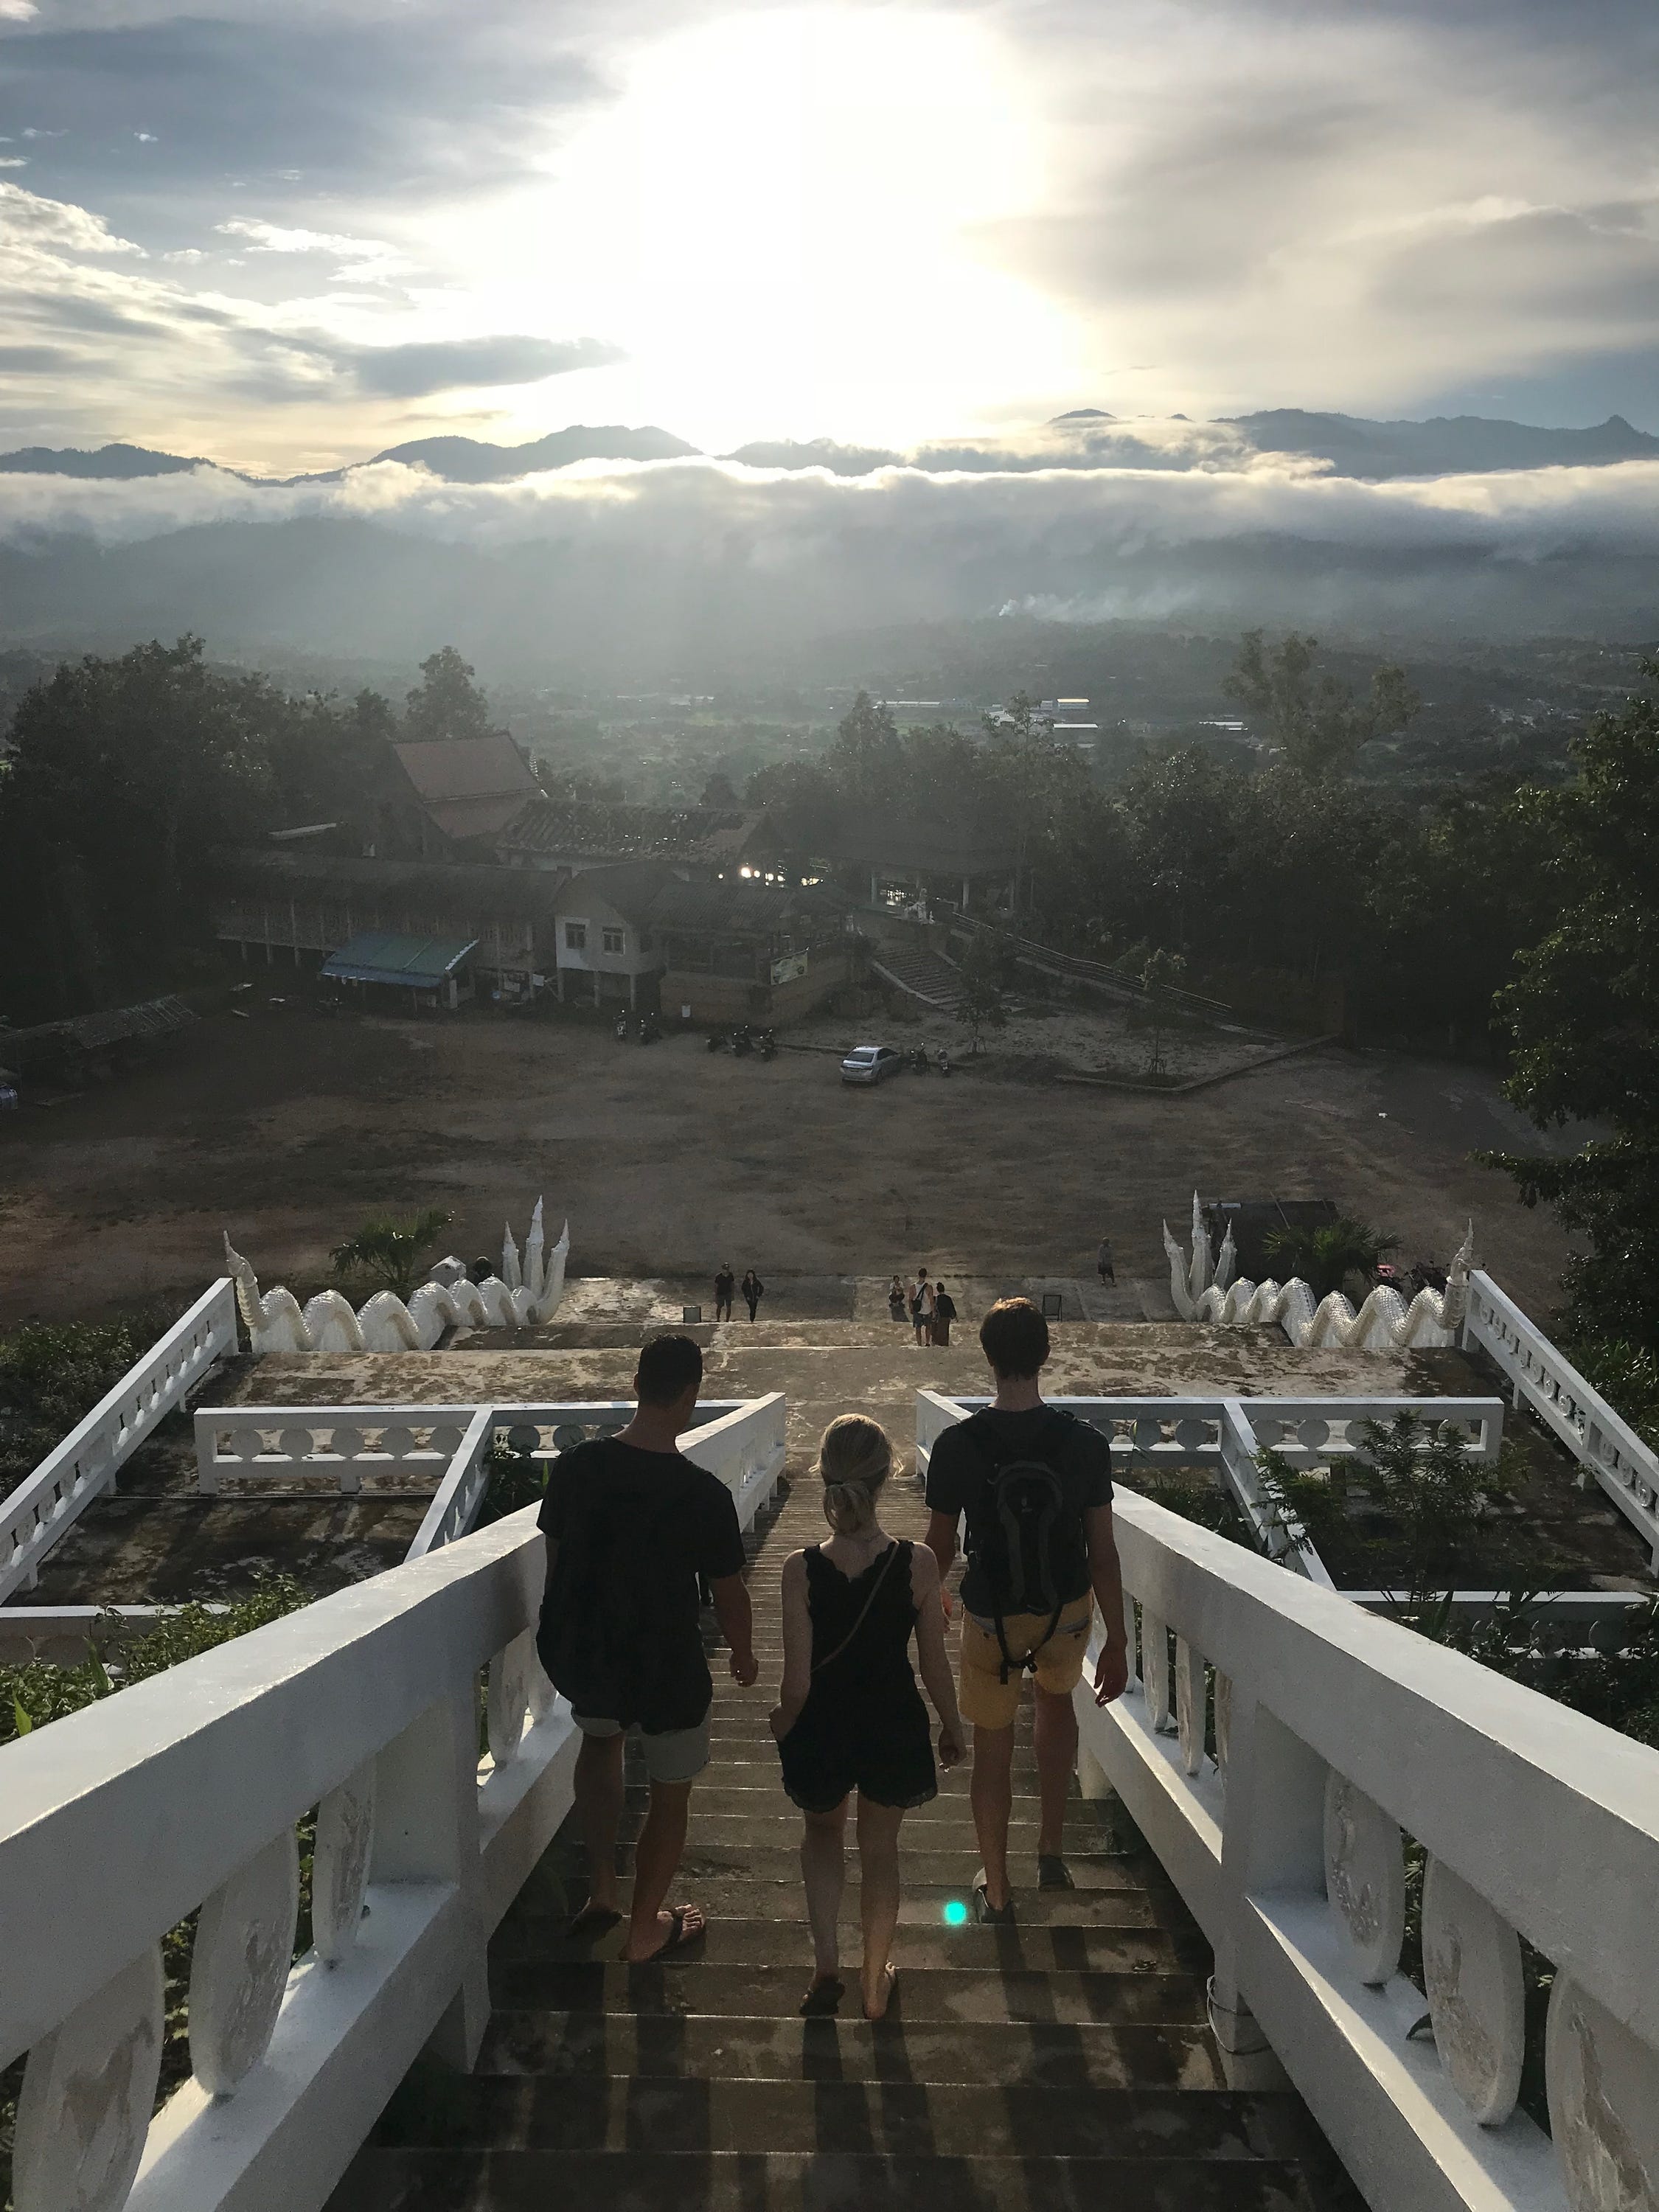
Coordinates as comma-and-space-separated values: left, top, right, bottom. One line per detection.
538, 1438, 745, 1731
925, 1405, 1113, 1617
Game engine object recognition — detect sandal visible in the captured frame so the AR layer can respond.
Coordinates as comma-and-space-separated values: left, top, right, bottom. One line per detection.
625, 1903, 706, 1962
973, 1871, 1016, 1926
566, 1904, 623, 1940
1038, 1854, 1075, 1891
800, 1975, 845, 2017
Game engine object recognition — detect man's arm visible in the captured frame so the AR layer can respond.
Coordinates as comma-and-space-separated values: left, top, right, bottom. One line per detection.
711, 1571, 758, 1686
1085, 1500, 1129, 1704
925, 1508, 959, 1606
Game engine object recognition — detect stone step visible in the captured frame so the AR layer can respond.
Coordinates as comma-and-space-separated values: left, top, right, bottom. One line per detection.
476, 2008, 1227, 2091
485, 1961, 1207, 2028
592, 1812, 1113, 1850
529, 1876, 1190, 1930
330, 2148, 1335, 2211
358, 2076, 1321, 2162
492, 1917, 1192, 1975
546, 1843, 1145, 1888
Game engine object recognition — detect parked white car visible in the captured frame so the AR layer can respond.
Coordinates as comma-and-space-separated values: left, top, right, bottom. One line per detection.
841, 1043, 904, 1085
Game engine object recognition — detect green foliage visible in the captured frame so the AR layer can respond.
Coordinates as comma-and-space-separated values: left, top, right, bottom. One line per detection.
1138, 946, 1186, 1077
1262, 1214, 1397, 1301
1481, 658, 1659, 1352
403, 644, 498, 743
330, 1208, 454, 1301
956, 936, 1008, 1056
1223, 630, 1420, 779
1255, 1414, 1522, 1604
478, 1437, 547, 1524
0, 1310, 167, 1489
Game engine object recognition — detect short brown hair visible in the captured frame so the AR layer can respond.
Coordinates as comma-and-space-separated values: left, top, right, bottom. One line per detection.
979, 1297, 1049, 1378
636, 1332, 703, 1405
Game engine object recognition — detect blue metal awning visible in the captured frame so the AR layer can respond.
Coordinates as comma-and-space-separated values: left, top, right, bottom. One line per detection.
320, 931, 478, 989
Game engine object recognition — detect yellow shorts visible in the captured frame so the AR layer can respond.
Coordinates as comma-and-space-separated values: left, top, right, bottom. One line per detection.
958, 1595, 1095, 1730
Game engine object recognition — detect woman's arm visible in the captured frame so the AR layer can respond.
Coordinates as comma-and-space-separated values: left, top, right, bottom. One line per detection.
909, 1545, 964, 1765
770, 1550, 813, 1740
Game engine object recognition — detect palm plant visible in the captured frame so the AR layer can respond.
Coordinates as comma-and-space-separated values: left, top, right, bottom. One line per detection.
330, 1208, 454, 1301
1262, 1214, 1397, 1301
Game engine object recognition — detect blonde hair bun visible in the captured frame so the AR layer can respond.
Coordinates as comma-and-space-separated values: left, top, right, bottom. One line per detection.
818, 1413, 891, 1537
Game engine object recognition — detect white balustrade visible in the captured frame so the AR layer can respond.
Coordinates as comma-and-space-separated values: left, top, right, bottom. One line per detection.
1074, 1485, 1659, 2212
1, 1279, 238, 1601
0, 1504, 578, 2212
1465, 1270, 1659, 1571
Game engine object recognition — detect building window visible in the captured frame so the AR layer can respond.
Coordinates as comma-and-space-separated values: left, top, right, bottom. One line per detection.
602, 927, 625, 955
565, 922, 587, 950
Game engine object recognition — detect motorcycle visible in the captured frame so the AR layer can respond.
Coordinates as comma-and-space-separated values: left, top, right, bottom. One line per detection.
706, 1031, 728, 1054
912, 1044, 931, 1074
731, 1024, 755, 1058
613, 1012, 632, 1042
937, 1049, 952, 1077
638, 1015, 662, 1045
758, 1029, 777, 1062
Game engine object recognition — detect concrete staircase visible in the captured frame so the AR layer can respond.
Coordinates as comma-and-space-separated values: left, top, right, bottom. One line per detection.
869, 940, 967, 1012
328, 1441, 1362, 2209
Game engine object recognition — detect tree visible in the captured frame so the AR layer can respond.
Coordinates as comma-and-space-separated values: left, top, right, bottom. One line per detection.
1481, 659, 1659, 1351
827, 691, 905, 807
957, 937, 1007, 1057
1224, 630, 1419, 779
1262, 1214, 1397, 1300
699, 771, 740, 810
330, 1209, 454, 1301
403, 646, 498, 743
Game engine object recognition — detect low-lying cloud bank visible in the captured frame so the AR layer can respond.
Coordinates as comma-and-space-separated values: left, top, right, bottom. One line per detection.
5, 449, 1659, 563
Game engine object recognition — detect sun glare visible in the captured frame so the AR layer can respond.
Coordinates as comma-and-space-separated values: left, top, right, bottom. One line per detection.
479, 7, 1072, 448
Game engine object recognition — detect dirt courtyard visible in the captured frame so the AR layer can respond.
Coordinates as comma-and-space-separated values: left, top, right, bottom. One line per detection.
0, 1006, 1576, 1326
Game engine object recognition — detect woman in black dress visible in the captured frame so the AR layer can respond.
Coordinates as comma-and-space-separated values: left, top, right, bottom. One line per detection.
771, 1416, 964, 2018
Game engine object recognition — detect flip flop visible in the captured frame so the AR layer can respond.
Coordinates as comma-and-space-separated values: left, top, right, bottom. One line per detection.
1038, 1854, 1075, 1891
627, 1903, 706, 1962
800, 1975, 846, 2017
973, 1871, 1016, 1926
566, 1904, 622, 1940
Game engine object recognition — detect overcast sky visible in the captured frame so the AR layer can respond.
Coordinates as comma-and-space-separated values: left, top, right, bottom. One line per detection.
2, 0, 1658, 473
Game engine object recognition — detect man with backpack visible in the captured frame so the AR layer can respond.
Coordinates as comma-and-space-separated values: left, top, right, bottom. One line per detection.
924, 1298, 1128, 1922
538, 1332, 758, 1960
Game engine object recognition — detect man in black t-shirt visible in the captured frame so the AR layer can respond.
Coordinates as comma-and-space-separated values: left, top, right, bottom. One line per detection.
538, 1333, 757, 1961
925, 1298, 1128, 1922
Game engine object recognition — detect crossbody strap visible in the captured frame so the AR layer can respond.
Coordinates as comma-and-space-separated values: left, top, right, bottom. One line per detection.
810, 1542, 903, 1674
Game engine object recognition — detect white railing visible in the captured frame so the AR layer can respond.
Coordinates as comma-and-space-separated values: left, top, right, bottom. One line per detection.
1, 1505, 574, 2212
1465, 1270, 1659, 1571
0, 1279, 238, 1601
1071, 1486, 1659, 2212
917, 1391, 1503, 1593
0, 1384, 790, 2212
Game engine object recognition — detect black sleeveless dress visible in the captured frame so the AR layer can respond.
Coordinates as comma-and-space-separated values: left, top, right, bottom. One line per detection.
777, 1540, 938, 1815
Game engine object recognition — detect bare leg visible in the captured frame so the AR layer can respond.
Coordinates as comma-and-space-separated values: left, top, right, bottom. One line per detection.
855, 1797, 905, 2017
801, 1799, 849, 1986
970, 1722, 1016, 1909
574, 1731, 626, 1916
623, 1778, 702, 1961
1033, 1686, 1078, 1859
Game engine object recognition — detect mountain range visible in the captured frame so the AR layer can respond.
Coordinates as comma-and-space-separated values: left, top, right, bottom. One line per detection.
4, 408, 1657, 487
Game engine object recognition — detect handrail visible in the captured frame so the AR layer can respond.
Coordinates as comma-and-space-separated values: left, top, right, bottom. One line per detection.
939, 905, 1235, 1018
1077, 1488, 1659, 2212
0, 1278, 238, 1601
1464, 1270, 1659, 1570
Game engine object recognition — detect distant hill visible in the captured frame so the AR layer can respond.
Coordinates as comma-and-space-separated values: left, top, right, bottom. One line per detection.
0, 442, 211, 479
724, 437, 902, 475
366, 424, 700, 482
1227, 409, 1659, 479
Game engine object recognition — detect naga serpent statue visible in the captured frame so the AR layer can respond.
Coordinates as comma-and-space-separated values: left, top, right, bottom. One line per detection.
1161, 1192, 1473, 1352
225, 1200, 568, 1354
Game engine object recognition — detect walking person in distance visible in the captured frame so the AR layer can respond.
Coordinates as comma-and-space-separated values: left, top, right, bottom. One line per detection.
925, 1298, 1128, 1922
1096, 1237, 1115, 1287
772, 1415, 964, 2019
910, 1267, 935, 1348
931, 1281, 957, 1346
537, 1333, 758, 1961
713, 1262, 736, 1322
741, 1267, 765, 1323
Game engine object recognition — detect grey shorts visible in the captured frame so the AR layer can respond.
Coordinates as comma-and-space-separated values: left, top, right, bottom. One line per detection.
573, 1709, 712, 1784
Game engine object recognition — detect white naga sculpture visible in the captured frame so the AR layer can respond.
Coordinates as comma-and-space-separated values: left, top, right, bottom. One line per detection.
1161, 1192, 1473, 1352
226, 1202, 568, 1354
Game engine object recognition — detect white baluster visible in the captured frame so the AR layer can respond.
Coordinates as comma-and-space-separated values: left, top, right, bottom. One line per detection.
1144, 1612, 1172, 1731
487, 1630, 536, 1765
189, 1829, 300, 2095
1322, 1770, 1405, 1985
1545, 1976, 1659, 2212
13, 1945, 164, 2212
313, 1759, 378, 1964
1175, 1639, 1203, 1774
1421, 1856, 1524, 2125
1213, 1672, 1232, 1783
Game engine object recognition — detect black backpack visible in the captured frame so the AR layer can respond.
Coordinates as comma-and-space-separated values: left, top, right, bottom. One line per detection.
537, 1471, 683, 1722
961, 1410, 1088, 1683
